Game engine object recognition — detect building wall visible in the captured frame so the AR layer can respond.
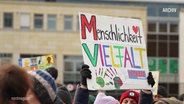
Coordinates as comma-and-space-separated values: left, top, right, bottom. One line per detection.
0, 1, 147, 84
179, 8, 184, 94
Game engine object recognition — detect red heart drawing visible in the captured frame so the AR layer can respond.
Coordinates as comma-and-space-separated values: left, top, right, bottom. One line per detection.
132, 26, 139, 34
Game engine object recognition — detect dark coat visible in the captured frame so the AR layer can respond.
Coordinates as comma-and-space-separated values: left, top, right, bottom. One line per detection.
57, 84, 72, 104
139, 90, 153, 104
73, 85, 89, 104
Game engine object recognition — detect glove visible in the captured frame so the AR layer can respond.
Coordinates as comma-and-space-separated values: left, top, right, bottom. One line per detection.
147, 72, 155, 87
80, 64, 92, 86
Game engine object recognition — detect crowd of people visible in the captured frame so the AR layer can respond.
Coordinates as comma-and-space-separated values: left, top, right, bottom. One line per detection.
0, 64, 183, 104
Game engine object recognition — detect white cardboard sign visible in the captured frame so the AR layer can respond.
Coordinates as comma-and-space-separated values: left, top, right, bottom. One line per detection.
79, 12, 151, 90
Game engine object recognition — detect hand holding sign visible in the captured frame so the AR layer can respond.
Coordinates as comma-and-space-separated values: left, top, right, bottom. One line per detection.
147, 72, 155, 87
80, 64, 92, 86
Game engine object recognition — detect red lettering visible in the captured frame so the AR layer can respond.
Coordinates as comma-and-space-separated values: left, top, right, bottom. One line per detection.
81, 14, 97, 40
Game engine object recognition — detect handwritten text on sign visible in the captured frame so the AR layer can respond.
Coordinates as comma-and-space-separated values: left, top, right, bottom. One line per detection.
79, 13, 150, 90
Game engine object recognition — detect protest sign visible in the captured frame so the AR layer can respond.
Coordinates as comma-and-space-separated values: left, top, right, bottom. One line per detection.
18, 54, 54, 70
151, 71, 160, 95
79, 12, 151, 90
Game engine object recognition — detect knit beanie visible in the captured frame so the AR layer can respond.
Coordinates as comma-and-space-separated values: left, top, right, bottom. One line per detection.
28, 70, 62, 104
120, 90, 139, 104
94, 92, 119, 104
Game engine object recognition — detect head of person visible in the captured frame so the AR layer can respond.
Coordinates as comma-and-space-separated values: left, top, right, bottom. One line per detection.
47, 57, 51, 63
119, 90, 139, 104
27, 70, 62, 104
94, 92, 119, 104
56, 84, 72, 104
178, 93, 184, 101
153, 85, 168, 102
154, 97, 183, 104
0, 64, 31, 104
45, 67, 58, 80
89, 94, 96, 104
46, 67, 72, 104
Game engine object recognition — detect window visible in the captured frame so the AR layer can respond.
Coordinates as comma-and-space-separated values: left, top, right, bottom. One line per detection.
34, 14, 43, 29
3, 13, 13, 28
64, 56, 83, 82
148, 58, 156, 71
158, 58, 167, 73
148, 22, 156, 32
20, 13, 30, 29
169, 59, 178, 74
77, 15, 79, 31
147, 21, 178, 74
47, 15, 56, 30
159, 23, 167, 33
64, 56, 83, 72
148, 57, 178, 74
20, 54, 45, 58
147, 22, 178, 57
169, 42, 178, 57
64, 15, 73, 31
159, 83, 178, 97
0, 53, 12, 66
147, 41, 157, 56
170, 23, 178, 33
169, 83, 178, 95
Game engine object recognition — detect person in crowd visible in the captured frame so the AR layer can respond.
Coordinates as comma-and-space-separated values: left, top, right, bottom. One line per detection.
74, 64, 156, 104
119, 72, 155, 104
139, 72, 155, 104
0, 64, 31, 104
26, 70, 63, 104
119, 90, 140, 104
73, 64, 92, 104
45, 67, 72, 104
73, 64, 119, 104
89, 94, 96, 104
151, 86, 182, 104
154, 97, 183, 104
178, 93, 184, 101
153, 85, 168, 102
94, 90, 119, 104
139, 72, 182, 104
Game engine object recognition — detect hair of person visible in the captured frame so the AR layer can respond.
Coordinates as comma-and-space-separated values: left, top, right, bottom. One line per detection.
157, 85, 168, 97
45, 67, 58, 80
0, 64, 31, 104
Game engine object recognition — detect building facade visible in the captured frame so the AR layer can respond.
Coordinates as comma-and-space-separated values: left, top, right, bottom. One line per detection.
88, 0, 184, 97
0, 1, 147, 97
179, 8, 184, 95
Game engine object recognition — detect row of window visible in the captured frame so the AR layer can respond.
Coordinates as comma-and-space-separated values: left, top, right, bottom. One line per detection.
3, 13, 75, 31
0, 53, 178, 76
148, 57, 178, 74
147, 21, 179, 57
148, 21, 178, 34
